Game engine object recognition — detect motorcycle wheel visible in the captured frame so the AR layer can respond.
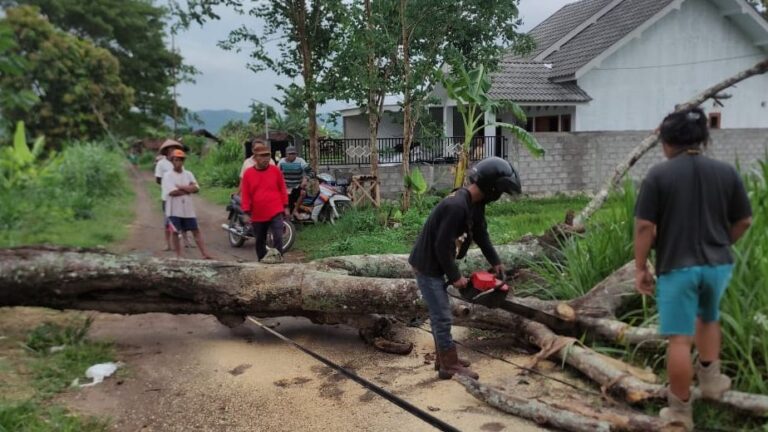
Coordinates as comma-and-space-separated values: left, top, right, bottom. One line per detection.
267, 219, 296, 253
319, 201, 352, 224
228, 213, 247, 248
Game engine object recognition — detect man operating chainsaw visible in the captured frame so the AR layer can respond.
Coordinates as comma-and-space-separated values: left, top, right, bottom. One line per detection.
409, 157, 522, 380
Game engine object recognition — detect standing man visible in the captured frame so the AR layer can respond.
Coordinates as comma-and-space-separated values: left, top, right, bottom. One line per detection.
240, 140, 290, 263
634, 108, 752, 430
154, 139, 183, 251
161, 149, 214, 260
409, 157, 522, 380
277, 146, 311, 216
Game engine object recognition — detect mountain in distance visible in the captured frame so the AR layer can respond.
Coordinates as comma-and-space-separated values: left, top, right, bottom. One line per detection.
188, 109, 250, 133
185, 109, 342, 135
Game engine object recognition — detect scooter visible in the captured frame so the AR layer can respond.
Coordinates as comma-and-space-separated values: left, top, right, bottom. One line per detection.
292, 173, 352, 225
222, 194, 296, 251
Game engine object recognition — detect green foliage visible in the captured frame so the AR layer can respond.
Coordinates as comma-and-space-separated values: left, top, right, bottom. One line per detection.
0, 141, 132, 246
719, 160, 768, 394
0, 21, 37, 132
0, 6, 133, 146
8, 0, 196, 135
524, 183, 636, 300
0, 401, 108, 432
186, 139, 242, 188
297, 194, 590, 260
0, 122, 45, 190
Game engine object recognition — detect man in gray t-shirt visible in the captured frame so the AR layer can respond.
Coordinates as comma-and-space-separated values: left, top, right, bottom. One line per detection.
634, 108, 752, 431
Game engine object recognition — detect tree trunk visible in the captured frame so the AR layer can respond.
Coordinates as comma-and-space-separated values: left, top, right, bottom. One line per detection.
573, 57, 768, 227
3, 246, 767, 416
293, 0, 320, 175
365, 0, 380, 186
400, 0, 412, 211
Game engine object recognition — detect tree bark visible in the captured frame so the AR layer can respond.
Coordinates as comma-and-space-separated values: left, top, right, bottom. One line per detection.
455, 375, 681, 432
573, 57, 768, 227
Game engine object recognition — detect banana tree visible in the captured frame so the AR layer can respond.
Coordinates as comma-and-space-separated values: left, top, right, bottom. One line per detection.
440, 64, 544, 189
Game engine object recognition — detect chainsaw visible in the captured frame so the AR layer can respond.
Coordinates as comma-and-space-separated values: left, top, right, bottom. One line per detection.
454, 271, 580, 336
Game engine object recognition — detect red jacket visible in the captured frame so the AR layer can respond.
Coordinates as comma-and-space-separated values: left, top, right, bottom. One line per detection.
240, 165, 288, 222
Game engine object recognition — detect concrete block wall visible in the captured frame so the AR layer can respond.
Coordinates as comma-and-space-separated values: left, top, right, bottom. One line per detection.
319, 129, 768, 198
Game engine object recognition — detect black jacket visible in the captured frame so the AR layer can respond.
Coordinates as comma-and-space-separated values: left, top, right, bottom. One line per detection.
408, 188, 500, 283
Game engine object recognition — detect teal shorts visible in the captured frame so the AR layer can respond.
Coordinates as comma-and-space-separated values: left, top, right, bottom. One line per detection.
656, 264, 734, 336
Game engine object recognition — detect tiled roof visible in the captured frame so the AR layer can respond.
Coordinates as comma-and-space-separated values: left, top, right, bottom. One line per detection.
490, 0, 676, 102
543, 0, 675, 79
526, 0, 614, 59
489, 62, 591, 103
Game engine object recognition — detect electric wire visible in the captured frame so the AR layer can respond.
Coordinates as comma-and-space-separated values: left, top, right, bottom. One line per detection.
246, 316, 462, 432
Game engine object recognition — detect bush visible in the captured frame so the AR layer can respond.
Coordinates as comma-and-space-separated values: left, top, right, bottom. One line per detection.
187, 139, 242, 188
41, 143, 127, 219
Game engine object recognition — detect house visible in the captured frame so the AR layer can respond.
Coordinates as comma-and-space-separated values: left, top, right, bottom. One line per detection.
341, 0, 768, 146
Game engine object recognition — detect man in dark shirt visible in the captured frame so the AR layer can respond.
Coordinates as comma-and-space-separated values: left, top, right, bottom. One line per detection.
409, 157, 521, 380
634, 108, 752, 431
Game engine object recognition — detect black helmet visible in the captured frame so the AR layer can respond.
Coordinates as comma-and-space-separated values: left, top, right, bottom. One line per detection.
469, 157, 522, 202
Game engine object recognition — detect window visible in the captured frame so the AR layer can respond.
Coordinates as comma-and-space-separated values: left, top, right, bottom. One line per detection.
560, 115, 572, 132
535, 116, 560, 132
709, 112, 721, 129
525, 117, 534, 132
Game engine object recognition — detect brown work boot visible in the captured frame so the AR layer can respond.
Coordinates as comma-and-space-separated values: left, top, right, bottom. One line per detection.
437, 346, 479, 380
433, 350, 471, 370
696, 360, 731, 399
660, 389, 693, 431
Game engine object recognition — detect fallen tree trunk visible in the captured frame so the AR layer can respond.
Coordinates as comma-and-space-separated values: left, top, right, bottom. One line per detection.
308, 241, 546, 278
455, 375, 680, 432
2, 247, 767, 416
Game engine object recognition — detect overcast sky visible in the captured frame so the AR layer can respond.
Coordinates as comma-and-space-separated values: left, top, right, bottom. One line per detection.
174, 1, 573, 113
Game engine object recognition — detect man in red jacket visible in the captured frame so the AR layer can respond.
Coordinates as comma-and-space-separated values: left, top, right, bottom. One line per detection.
240, 140, 290, 262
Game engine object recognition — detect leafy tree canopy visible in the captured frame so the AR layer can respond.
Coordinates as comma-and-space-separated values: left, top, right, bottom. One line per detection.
3, 0, 196, 135
0, 6, 133, 146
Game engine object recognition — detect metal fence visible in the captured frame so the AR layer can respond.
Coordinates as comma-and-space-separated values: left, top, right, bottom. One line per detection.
301, 136, 507, 167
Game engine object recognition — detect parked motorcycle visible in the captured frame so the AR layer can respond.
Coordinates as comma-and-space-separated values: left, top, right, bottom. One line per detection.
222, 194, 296, 250
293, 173, 352, 225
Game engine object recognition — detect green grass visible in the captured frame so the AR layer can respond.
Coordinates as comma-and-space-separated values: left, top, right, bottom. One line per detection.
0, 401, 109, 432
0, 143, 135, 248
0, 190, 134, 248
0, 317, 113, 432
294, 193, 595, 260
199, 185, 235, 207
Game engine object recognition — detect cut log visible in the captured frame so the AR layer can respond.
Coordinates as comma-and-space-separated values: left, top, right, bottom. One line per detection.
455, 375, 682, 432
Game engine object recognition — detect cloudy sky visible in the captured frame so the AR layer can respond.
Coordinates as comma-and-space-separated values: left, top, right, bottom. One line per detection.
175, 1, 573, 113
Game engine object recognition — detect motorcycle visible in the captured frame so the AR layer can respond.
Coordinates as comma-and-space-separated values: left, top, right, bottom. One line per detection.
221, 194, 296, 251
293, 173, 352, 225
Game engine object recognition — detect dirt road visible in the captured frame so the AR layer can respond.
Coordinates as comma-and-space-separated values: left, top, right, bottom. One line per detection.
58, 168, 556, 431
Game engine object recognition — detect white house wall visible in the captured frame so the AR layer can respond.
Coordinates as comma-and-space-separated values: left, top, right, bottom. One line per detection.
576, 0, 768, 131
343, 113, 403, 139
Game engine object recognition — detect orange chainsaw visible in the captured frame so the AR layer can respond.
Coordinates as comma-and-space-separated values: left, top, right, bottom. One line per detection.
456, 271, 579, 336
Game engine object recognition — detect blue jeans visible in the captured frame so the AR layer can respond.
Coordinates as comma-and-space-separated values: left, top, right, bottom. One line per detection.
416, 273, 454, 351
656, 264, 734, 336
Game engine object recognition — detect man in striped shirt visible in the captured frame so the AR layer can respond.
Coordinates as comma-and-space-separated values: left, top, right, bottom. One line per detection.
277, 146, 311, 216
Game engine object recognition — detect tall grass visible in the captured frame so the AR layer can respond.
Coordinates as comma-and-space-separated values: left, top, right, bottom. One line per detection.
524, 182, 636, 300
529, 163, 768, 396
0, 142, 132, 247
185, 139, 242, 188
720, 160, 768, 394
